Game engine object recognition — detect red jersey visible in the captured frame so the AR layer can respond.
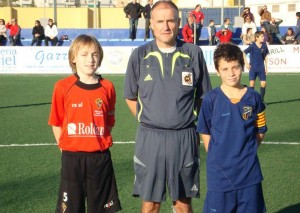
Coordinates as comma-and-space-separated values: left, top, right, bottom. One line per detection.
6, 23, 20, 36
190, 10, 205, 24
48, 75, 116, 152
182, 24, 194, 43
216, 30, 233, 43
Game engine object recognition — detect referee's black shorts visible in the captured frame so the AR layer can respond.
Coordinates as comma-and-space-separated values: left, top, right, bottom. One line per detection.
55, 150, 121, 213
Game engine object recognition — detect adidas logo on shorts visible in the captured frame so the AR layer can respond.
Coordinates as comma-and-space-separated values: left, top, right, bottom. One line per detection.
191, 184, 198, 192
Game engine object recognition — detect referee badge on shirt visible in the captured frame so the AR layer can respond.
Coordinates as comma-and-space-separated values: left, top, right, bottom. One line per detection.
242, 106, 252, 120
182, 72, 193, 86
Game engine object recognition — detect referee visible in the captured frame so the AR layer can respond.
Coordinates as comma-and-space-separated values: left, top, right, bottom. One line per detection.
124, 1, 212, 212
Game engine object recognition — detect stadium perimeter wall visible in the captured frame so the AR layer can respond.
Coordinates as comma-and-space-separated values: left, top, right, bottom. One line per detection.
0, 7, 129, 29
0, 45, 299, 74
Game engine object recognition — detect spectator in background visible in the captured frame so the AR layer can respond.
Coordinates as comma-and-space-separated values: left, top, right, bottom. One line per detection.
0, 19, 7, 46
269, 18, 283, 44
31, 20, 45, 46
45, 19, 58, 46
259, 5, 272, 33
242, 15, 257, 38
243, 31, 269, 101
242, 28, 255, 45
143, 0, 153, 41
182, 16, 195, 44
123, 0, 143, 41
6, 18, 21, 46
221, 18, 234, 32
207, 19, 217, 45
261, 26, 273, 45
190, 4, 205, 43
216, 29, 233, 44
281, 27, 298, 44
241, 7, 255, 23
295, 12, 300, 44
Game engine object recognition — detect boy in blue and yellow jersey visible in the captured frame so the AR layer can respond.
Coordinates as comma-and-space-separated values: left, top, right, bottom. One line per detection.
124, 1, 211, 212
243, 31, 269, 101
197, 43, 267, 213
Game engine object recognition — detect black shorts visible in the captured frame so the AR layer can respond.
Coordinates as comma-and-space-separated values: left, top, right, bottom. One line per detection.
56, 150, 121, 213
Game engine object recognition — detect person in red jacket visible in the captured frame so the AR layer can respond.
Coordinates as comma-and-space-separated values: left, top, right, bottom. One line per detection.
6, 18, 21, 46
189, 4, 205, 43
182, 17, 195, 43
216, 29, 233, 43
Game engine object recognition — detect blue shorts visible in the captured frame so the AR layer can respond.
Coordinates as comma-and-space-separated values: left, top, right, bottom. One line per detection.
249, 71, 266, 81
203, 183, 266, 213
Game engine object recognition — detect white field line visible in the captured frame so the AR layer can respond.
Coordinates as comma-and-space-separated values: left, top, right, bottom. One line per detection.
0, 141, 299, 147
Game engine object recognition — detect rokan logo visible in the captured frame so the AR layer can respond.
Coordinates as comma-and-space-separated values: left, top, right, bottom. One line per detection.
67, 123, 104, 136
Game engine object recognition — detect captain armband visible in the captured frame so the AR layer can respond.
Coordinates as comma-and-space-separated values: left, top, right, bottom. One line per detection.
255, 111, 266, 128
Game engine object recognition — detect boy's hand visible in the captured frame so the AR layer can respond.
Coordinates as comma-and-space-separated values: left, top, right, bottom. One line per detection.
246, 63, 251, 70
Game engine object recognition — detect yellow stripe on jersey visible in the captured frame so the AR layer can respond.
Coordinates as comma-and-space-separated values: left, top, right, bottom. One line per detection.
137, 94, 143, 123
144, 52, 164, 77
171, 52, 190, 77
255, 111, 266, 127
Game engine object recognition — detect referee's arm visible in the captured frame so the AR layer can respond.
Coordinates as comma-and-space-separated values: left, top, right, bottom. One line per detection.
126, 98, 137, 117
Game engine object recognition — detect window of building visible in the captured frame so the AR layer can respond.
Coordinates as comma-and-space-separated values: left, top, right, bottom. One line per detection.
272, 5, 279, 12
288, 4, 296, 12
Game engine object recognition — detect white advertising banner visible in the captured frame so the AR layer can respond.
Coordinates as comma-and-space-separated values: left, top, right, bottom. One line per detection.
0, 45, 299, 74
200, 45, 300, 73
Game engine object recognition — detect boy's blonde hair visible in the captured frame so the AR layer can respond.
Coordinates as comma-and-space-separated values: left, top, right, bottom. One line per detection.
68, 34, 104, 73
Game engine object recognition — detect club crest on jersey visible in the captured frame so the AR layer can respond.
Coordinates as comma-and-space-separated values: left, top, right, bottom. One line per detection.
182, 72, 193, 86
61, 202, 67, 213
95, 98, 103, 109
104, 200, 114, 208
242, 106, 252, 120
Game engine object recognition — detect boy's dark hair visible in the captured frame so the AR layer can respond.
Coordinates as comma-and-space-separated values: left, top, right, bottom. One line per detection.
224, 18, 230, 23
195, 4, 201, 9
254, 31, 264, 39
213, 43, 244, 71
296, 12, 300, 18
209, 20, 214, 24
246, 28, 252, 34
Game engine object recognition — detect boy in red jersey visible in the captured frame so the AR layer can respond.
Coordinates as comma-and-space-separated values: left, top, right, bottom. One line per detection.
48, 34, 121, 213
